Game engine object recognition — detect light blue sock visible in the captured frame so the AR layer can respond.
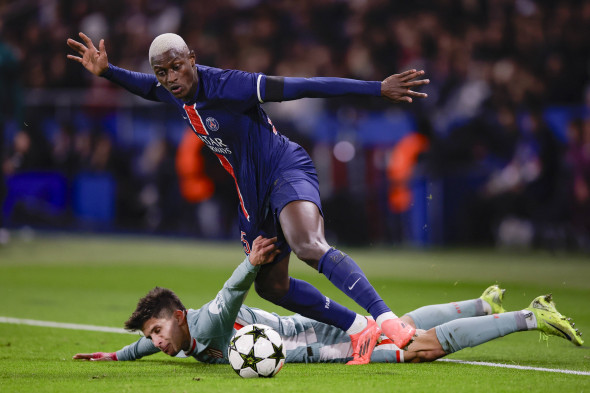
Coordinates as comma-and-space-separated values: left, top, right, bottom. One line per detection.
435, 311, 528, 353
407, 299, 485, 330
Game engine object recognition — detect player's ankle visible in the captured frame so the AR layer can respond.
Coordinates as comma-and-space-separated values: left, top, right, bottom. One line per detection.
480, 299, 493, 315
346, 314, 368, 335
522, 309, 538, 330
376, 311, 397, 329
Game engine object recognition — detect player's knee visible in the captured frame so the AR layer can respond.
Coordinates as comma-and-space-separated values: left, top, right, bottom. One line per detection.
290, 240, 327, 268
255, 280, 289, 303
400, 314, 416, 329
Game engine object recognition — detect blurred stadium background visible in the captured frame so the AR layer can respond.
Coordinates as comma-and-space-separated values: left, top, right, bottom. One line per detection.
1, 0, 589, 251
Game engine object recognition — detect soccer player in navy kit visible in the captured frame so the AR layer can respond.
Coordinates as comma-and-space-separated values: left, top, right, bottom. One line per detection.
67, 32, 429, 364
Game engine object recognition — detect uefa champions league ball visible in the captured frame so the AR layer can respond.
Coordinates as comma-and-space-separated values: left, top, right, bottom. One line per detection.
228, 324, 285, 378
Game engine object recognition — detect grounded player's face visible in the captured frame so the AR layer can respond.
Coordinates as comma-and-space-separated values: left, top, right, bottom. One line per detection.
142, 311, 189, 356
151, 49, 198, 102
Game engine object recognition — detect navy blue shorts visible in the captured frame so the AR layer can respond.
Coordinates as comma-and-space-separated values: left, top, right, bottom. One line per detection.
270, 169, 323, 218
239, 168, 323, 263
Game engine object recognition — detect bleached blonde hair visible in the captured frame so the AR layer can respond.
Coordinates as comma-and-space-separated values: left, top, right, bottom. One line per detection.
148, 33, 189, 65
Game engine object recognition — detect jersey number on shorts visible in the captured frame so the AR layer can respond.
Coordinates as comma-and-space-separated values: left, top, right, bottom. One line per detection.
240, 231, 251, 254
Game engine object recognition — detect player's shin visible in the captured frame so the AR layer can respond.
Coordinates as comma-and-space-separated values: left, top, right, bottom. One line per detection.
276, 277, 357, 331
435, 312, 527, 353
318, 248, 416, 348
407, 299, 487, 330
318, 248, 391, 318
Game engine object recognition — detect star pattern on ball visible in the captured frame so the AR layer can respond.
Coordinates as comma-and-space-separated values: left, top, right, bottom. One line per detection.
228, 325, 285, 378
267, 342, 285, 368
244, 325, 268, 342
239, 346, 264, 373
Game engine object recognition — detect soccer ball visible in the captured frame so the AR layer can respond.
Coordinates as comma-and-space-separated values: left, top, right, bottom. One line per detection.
228, 324, 285, 378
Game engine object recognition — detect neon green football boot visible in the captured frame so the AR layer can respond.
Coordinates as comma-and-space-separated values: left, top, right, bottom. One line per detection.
526, 294, 584, 346
480, 284, 506, 314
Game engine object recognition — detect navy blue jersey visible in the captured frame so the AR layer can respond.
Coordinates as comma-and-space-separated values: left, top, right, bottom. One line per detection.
102, 64, 380, 256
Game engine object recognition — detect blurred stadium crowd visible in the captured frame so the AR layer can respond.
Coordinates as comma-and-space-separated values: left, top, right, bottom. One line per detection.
1, 0, 589, 250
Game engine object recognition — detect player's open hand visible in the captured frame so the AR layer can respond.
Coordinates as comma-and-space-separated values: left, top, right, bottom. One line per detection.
73, 352, 117, 361
381, 69, 429, 103
66, 32, 109, 76
248, 236, 280, 266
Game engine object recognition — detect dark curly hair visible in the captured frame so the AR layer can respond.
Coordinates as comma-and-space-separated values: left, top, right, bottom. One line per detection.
125, 287, 186, 331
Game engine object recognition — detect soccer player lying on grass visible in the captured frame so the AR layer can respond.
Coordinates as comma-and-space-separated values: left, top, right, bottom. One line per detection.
73, 237, 583, 364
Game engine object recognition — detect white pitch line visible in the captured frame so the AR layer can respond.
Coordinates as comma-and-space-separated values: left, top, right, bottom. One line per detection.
1, 316, 589, 376
0, 316, 135, 335
438, 359, 590, 376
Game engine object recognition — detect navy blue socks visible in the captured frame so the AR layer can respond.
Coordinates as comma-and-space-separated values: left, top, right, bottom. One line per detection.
276, 277, 357, 331
318, 248, 390, 319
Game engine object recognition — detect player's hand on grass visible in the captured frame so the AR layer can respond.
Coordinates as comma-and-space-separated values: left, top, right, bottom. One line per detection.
73, 352, 117, 361
66, 32, 109, 76
248, 236, 280, 266
381, 69, 429, 103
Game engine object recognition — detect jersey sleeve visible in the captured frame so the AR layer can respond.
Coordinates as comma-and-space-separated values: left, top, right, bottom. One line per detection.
101, 64, 172, 103
208, 69, 263, 110
260, 75, 381, 103
195, 257, 259, 341
115, 336, 160, 361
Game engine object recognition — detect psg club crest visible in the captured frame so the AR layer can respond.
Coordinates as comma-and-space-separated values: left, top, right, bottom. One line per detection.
205, 117, 220, 131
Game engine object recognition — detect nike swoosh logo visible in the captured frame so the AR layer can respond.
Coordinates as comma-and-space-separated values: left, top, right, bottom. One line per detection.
348, 278, 361, 291
547, 321, 572, 341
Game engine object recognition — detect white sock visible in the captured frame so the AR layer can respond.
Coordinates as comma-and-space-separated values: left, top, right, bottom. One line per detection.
376, 311, 398, 328
346, 314, 368, 335
522, 309, 538, 330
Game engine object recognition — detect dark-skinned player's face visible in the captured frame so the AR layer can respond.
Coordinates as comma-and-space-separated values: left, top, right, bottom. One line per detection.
151, 48, 198, 102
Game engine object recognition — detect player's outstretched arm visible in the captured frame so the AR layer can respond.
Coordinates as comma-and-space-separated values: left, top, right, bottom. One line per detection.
68, 32, 168, 103
73, 336, 160, 361
73, 352, 117, 361
67, 32, 109, 76
261, 71, 428, 104
197, 236, 279, 341
381, 69, 429, 103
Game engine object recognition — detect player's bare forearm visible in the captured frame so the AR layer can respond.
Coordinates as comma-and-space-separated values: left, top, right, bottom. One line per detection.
381, 69, 429, 103
66, 32, 109, 76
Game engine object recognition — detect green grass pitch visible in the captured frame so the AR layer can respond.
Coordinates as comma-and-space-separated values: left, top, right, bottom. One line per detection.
1, 233, 589, 392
